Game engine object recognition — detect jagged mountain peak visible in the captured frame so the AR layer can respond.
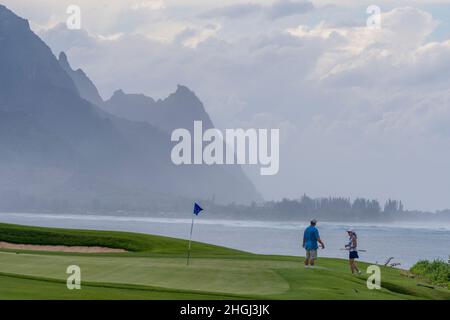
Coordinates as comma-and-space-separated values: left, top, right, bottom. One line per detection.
59, 51, 86, 76
57, 51, 104, 105
111, 89, 126, 98
0, 5, 79, 102
0, 4, 30, 33
109, 89, 155, 104
175, 84, 194, 95
104, 84, 214, 132
58, 51, 70, 68
169, 84, 203, 106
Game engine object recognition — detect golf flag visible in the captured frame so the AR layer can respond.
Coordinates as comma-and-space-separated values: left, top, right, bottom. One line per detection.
193, 203, 203, 215
187, 202, 204, 265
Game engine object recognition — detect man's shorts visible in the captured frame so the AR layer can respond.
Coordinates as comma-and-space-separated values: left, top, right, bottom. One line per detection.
349, 251, 359, 259
305, 249, 317, 260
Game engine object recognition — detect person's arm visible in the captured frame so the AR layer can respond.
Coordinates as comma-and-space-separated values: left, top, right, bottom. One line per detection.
351, 236, 357, 250
302, 230, 306, 248
345, 238, 351, 249
318, 237, 325, 249
315, 230, 324, 249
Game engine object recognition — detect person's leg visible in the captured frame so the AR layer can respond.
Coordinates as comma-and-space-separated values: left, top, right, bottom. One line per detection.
305, 250, 310, 266
349, 258, 355, 273
350, 252, 360, 274
349, 259, 353, 273
310, 250, 317, 266
353, 261, 360, 273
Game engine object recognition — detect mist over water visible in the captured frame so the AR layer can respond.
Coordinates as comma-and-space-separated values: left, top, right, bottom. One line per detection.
1, 212, 448, 269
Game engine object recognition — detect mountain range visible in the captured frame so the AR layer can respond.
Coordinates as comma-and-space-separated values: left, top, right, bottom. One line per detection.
0, 4, 261, 212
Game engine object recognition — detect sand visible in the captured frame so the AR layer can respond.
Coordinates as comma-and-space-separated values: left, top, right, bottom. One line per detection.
0, 241, 127, 253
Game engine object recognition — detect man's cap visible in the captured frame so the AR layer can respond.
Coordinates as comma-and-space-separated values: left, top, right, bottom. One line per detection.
311, 219, 317, 224
347, 228, 354, 233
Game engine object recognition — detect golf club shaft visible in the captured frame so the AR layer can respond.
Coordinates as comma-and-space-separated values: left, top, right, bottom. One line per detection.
340, 248, 366, 252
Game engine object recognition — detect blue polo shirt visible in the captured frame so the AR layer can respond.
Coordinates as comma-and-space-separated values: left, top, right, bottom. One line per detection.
304, 226, 320, 250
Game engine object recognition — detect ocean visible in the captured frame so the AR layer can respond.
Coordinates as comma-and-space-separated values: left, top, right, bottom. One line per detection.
0, 212, 449, 268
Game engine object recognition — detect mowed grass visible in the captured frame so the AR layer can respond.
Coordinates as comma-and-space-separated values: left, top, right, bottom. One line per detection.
0, 222, 241, 256
0, 223, 449, 300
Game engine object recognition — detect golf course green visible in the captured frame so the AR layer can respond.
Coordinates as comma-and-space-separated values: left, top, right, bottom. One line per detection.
0, 222, 448, 300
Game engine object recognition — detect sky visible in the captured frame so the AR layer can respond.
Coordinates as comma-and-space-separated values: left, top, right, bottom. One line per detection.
2, 0, 450, 211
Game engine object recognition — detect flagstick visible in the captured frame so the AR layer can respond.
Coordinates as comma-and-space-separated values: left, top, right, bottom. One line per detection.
187, 215, 195, 266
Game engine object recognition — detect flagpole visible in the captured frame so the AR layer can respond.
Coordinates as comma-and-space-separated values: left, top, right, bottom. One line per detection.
187, 215, 195, 266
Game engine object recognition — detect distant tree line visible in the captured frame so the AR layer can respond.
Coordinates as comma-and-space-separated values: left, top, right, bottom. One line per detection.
203, 194, 405, 222
1, 190, 449, 222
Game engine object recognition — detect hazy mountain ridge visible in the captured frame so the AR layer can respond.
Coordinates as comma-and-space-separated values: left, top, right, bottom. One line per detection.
58, 49, 214, 134
104, 85, 214, 133
0, 5, 262, 211
58, 51, 104, 107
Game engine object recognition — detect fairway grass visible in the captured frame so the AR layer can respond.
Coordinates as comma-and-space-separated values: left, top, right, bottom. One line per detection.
0, 223, 448, 300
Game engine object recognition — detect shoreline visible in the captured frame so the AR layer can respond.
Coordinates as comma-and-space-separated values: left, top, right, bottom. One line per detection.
1, 211, 449, 232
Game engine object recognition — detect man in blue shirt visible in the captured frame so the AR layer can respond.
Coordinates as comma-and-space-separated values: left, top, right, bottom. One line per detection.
302, 219, 325, 267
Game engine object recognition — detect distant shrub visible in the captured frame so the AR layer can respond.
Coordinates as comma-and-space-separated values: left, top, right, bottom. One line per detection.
410, 259, 450, 289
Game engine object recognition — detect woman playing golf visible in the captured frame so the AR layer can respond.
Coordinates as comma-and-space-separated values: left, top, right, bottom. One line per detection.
345, 229, 361, 274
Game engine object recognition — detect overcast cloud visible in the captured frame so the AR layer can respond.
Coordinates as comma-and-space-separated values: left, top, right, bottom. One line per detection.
2, 0, 450, 210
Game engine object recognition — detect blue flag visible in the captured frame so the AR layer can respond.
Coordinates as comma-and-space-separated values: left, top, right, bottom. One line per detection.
193, 203, 203, 215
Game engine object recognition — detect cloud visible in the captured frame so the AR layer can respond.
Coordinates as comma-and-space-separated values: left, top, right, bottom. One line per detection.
198, 3, 262, 19
286, 7, 441, 87
40, 23, 97, 53
130, 0, 165, 11
266, 0, 314, 20
199, 1, 314, 20
35, 4, 450, 210
174, 24, 220, 48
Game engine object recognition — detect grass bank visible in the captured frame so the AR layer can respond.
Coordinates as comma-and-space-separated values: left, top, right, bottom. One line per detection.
0, 222, 448, 300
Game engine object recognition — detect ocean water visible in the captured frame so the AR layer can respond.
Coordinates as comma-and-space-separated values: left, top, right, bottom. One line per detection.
0, 212, 449, 269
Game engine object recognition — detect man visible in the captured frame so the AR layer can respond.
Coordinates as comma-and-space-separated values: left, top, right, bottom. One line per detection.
302, 219, 325, 267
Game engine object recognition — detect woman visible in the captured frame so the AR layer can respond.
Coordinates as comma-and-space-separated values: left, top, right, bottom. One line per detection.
345, 228, 361, 274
